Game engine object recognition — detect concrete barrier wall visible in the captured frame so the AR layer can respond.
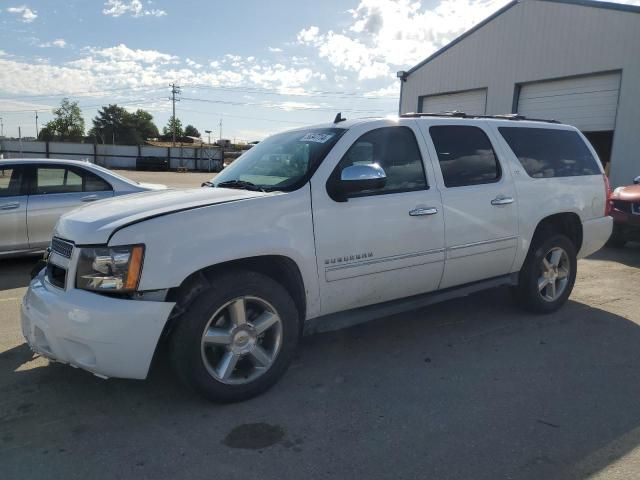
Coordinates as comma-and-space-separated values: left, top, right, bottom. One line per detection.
0, 140, 222, 171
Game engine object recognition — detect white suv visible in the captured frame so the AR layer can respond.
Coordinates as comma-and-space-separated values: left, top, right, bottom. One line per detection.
21, 114, 613, 402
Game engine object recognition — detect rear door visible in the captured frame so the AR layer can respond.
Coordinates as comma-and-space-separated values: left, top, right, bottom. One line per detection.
0, 164, 29, 253
419, 121, 519, 288
26, 164, 113, 248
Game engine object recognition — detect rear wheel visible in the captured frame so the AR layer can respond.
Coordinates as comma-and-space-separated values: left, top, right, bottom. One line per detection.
514, 234, 577, 314
170, 271, 299, 402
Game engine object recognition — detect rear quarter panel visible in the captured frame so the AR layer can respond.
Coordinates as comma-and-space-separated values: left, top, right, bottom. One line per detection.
487, 123, 607, 269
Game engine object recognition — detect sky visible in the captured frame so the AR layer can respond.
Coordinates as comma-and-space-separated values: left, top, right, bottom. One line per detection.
0, 0, 639, 142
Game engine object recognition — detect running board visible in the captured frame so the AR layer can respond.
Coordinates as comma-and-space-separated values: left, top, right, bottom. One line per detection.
303, 273, 518, 335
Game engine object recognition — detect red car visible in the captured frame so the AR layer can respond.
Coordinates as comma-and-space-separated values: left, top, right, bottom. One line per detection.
609, 176, 640, 247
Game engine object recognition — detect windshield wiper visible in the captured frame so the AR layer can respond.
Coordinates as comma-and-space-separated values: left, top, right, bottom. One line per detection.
216, 180, 266, 192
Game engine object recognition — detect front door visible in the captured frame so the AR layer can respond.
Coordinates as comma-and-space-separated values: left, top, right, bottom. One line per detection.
311, 121, 446, 316
0, 165, 28, 253
26, 165, 113, 248
420, 122, 519, 288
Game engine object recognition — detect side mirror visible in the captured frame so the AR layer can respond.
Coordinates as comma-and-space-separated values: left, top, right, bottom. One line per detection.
328, 163, 387, 202
634, 176, 640, 185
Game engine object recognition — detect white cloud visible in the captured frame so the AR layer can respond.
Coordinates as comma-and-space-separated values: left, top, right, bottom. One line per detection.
85, 44, 178, 64
186, 58, 203, 69
0, 43, 318, 99
268, 47, 283, 53
102, 0, 166, 18
297, 0, 640, 81
297, 26, 321, 44
39, 39, 67, 48
7, 5, 38, 23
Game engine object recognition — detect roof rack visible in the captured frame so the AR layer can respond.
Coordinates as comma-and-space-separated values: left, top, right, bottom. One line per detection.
400, 111, 561, 124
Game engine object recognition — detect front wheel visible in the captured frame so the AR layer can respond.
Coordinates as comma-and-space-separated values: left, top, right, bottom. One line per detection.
170, 271, 300, 402
514, 234, 577, 314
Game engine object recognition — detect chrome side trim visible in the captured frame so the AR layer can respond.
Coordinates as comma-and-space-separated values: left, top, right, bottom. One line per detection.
326, 248, 446, 272
447, 235, 519, 251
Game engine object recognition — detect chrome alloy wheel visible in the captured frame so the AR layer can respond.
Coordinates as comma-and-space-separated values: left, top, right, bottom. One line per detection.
200, 296, 283, 385
538, 247, 570, 302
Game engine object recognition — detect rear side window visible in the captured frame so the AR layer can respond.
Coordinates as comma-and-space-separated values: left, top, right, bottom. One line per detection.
429, 125, 501, 187
83, 171, 112, 192
499, 127, 600, 178
0, 167, 23, 197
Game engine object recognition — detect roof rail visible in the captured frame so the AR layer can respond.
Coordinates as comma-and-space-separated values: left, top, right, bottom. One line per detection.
400, 111, 561, 124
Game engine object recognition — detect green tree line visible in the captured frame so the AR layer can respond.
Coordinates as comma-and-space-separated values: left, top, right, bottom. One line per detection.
38, 98, 201, 144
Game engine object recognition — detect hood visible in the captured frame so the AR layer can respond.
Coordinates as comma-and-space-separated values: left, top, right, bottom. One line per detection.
612, 184, 640, 201
55, 187, 268, 245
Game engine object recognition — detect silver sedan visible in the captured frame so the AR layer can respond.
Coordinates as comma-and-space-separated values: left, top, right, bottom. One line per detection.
0, 158, 166, 257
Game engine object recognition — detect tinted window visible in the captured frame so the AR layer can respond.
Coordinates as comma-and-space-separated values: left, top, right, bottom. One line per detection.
36, 167, 83, 194
83, 171, 112, 192
34, 167, 112, 194
430, 126, 501, 187
0, 167, 23, 197
499, 127, 600, 178
334, 126, 427, 196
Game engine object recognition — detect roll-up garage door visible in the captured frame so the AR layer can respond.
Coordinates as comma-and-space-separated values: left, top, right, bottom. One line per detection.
517, 72, 621, 131
419, 89, 487, 115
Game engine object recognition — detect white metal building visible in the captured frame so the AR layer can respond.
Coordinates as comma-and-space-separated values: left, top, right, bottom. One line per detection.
398, 0, 640, 186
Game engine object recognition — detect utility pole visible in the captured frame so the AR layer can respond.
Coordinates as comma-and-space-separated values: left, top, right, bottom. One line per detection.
35, 111, 39, 139
169, 83, 181, 146
0, 116, 3, 137
219, 118, 222, 142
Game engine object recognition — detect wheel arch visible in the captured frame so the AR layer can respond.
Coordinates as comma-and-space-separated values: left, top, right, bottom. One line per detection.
164, 255, 307, 333
530, 212, 583, 254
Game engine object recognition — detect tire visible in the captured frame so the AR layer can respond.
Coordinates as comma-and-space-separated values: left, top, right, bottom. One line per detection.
514, 234, 577, 314
169, 270, 300, 403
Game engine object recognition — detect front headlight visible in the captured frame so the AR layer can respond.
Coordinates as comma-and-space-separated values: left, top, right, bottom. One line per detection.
76, 245, 144, 292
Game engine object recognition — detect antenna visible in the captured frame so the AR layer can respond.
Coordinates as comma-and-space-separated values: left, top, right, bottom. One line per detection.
333, 112, 346, 124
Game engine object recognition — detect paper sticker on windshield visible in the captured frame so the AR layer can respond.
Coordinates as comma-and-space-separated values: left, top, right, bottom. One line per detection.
299, 132, 335, 143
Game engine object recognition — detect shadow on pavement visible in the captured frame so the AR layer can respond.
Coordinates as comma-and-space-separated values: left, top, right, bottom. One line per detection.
0, 256, 40, 291
589, 242, 640, 268
1, 287, 640, 480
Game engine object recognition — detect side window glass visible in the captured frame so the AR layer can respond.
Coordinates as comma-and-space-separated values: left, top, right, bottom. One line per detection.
430, 125, 501, 187
83, 171, 112, 192
36, 167, 83, 194
334, 126, 427, 196
498, 127, 600, 178
0, 167, 23, 197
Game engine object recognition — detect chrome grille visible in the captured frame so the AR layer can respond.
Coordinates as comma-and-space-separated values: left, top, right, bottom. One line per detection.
51, 237, 74, 259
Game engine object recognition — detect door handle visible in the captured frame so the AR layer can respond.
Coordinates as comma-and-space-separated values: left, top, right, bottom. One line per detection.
0, 202, 20, 210
81, 195, 99, 202
409, 207, 438, 216
491, 195, 514, 206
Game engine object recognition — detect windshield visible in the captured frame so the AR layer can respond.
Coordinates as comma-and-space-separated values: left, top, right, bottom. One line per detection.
213, 128, 346, 191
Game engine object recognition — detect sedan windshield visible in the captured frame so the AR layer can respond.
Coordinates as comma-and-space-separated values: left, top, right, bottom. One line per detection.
212, 128, 346, 191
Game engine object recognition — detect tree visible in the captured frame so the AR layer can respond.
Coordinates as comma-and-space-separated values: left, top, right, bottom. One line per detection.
90, 104, 128, 144
163, 116, 184, 138
41, 98, 84, 141
131, 109, 159, 141
90, 105, 159, 145
184, 124, 200, 137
